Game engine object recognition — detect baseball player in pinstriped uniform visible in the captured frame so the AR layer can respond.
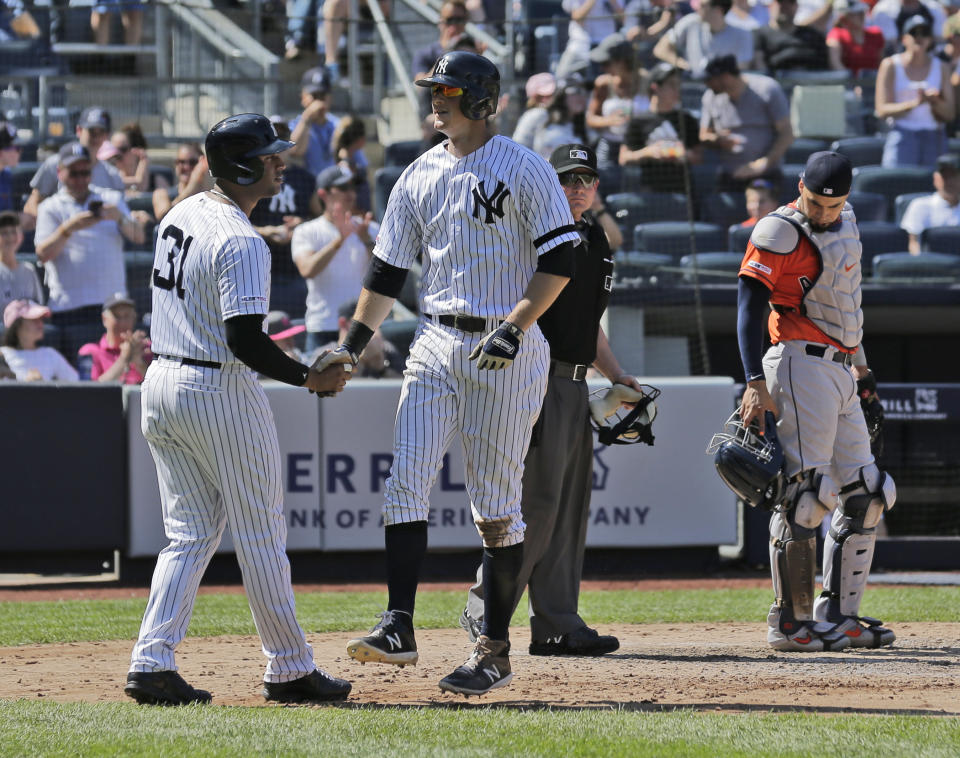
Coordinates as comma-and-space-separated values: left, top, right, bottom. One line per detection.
316, 51, 581, 696
125, 114, 352, 706
738, 151, 897, 653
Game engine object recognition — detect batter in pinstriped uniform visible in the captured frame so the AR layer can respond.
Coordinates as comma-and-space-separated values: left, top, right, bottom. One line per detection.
125, 114, 352, 706
316, 51, 581, 696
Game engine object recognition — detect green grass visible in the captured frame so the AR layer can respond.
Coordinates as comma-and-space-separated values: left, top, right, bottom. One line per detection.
4, 587, 959, 647
1, 701, 958, 758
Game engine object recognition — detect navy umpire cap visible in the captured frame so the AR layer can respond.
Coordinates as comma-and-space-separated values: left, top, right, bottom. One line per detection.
801, 151, 853, 197
205, 113, 295, 186
415, 51, 500, 120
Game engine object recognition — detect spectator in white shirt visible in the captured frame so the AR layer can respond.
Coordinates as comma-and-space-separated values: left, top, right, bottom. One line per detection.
1, 299, 78, 382
556, 0, 625, 77
900, 152, 960, 252
654, 0, 754, 76
0, 210, 42, 319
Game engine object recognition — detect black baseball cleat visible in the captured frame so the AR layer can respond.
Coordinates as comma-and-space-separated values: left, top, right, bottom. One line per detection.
124, 671, 212, 706
439, 636, 513, 696
459, 607, 481, 643
262, 668, 352, 703
346, 610, 419, 666
529, 626, 620, 657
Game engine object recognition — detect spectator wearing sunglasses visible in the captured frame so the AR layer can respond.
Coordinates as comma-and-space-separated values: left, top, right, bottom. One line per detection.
870, 0, 943, 43
100, 123, 159, 195
876, 14, 954, 168
412, 1, 476, 118
152, 143, 211, 222
22, 107, 124, 232
34, 143, 146, 362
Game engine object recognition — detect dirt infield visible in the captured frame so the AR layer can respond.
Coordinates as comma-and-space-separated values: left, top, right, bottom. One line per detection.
2, 622, 958, 714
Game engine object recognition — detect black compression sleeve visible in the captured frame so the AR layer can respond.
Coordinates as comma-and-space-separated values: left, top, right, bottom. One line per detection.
363, 257, 409, 298
737, 276, 772, 383
536, 240, 576, 276
225, 314, 310, 387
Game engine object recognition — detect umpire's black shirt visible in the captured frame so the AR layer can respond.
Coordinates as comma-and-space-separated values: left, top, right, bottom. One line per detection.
537, 212, 613, 365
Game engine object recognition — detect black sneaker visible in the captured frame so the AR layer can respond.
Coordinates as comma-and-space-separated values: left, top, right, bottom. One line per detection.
438, 636, 513, 696
346, 610, 419, 666
262, 668, 351, 703
529, 626, 620, 657
124, 670, 212, 706
459, 607, 481, 643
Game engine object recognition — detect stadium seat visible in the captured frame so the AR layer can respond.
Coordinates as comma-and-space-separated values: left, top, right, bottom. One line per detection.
699, 190, 747, 229
383, 140, 421, 167
269, 275, 308, 318
829, 136, 885, 167
149, 165, 175, 191
373, 165, 405, 222
728, 223, 754, 253
616, 251, 674, 284
846, 191, 887, 222
858, 221, 910, 272
679, 251, 742, 283
126, 193, 155, 216
606, 192, 690, 248
124, 251, 155, 317
778, 164, 806, 203
871, 251, 960, 283
920, 226, 960, 254
894, 191, 930, 225
785, 137, 830, 165
851, 166, 933, 215
634, 221, 726, 260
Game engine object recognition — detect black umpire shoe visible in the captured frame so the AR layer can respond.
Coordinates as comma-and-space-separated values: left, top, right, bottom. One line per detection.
124, 671, 212, 706
262, 668, 352, 703
439, 636, 513, 697
346, 610, 419, 666
529, 626, 620, 657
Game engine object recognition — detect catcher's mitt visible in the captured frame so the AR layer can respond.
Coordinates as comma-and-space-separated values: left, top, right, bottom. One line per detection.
857, 370, 884, 457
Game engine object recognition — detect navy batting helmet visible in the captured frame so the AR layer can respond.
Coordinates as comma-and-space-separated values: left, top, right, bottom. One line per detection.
205, 113, 295, 186
707, 411, 786, 510
415, 51, 500, 120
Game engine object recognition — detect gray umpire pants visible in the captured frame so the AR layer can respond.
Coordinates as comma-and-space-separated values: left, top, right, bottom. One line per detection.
465, 374, 595, 640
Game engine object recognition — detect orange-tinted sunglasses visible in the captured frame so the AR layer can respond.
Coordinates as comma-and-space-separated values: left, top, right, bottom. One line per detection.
431, 83, 464, 97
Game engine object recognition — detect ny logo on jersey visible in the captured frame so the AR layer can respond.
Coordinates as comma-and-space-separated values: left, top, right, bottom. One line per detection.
472, 180, 510, 224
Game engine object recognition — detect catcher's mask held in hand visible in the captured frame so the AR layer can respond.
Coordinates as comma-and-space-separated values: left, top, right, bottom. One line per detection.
706, 410, 786, 510
589, 383, 659, 446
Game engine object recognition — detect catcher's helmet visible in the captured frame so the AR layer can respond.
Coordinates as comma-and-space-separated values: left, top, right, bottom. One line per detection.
706, 411, 786, 510
205, 113, 295, 186
415, 51, 500, 120
589, 383, 660, 446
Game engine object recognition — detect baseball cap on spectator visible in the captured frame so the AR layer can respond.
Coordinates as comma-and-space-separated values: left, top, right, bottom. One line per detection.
903, 14, 932, 35
103, 292, 136, 312
704, 54, 740, 78
301, 67, 331, 95
936, 153, 960, 174
834, 0, 869, 13
549, 143, 599, 176
4, 299, 51, 329
0, 122, 16, 150
78, 107, 111, 131
58, 142, 92, 167
316, 164, 355, 191
649, 62, 681, 86
525, 72, 557, 100
266, 311, 306, 341
801, 151, 853, 197
97, 141, 121, 161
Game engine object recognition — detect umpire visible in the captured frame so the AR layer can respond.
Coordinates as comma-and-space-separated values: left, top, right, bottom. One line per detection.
461, 144, 642, 655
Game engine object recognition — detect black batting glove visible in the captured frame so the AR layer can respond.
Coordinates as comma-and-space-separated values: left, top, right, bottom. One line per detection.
468, 321, 524, 370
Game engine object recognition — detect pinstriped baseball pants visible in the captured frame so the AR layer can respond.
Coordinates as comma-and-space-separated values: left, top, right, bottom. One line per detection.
383, 317, 550, 547
129, 358, 315, 683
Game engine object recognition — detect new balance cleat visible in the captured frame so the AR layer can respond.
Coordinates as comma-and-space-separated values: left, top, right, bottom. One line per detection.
529, 626, 619, 657
346, 610, 419, 666
439, 636, 513, 696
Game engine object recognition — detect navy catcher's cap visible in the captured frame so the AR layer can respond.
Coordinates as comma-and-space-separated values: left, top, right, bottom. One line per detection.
550, 144, 598, 175
58, 142, 92, 167
801, 151, 852, 197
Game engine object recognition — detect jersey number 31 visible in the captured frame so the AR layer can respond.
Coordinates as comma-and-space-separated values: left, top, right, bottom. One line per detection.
153, 225, 192, 299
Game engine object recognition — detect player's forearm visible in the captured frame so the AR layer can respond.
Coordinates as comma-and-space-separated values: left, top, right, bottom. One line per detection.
351, 287, 396, 332
225, 314, 310, 386
506, 271, 570, 332
737, 276, 771, 383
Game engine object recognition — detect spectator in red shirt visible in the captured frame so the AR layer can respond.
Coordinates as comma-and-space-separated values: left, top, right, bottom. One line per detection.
77, 292, 151, 383
828, 0, 885, 75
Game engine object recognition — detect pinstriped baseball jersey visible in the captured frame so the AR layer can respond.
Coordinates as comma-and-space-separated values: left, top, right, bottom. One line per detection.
149, 193, 271, 363
374, 135, 580, 318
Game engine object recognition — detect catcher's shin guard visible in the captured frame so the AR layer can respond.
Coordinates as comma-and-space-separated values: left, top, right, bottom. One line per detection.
815, 464, 896, 622
769, 471, 833, 630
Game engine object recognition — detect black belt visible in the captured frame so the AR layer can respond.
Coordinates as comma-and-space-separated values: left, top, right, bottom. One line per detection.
428, 313, 489, 332
804, 343, 853, 367
158, 354, 223, 369
549, 359, 588, 381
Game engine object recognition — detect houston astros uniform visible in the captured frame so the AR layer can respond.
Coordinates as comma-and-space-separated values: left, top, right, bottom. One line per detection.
737, 150, 896, 652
